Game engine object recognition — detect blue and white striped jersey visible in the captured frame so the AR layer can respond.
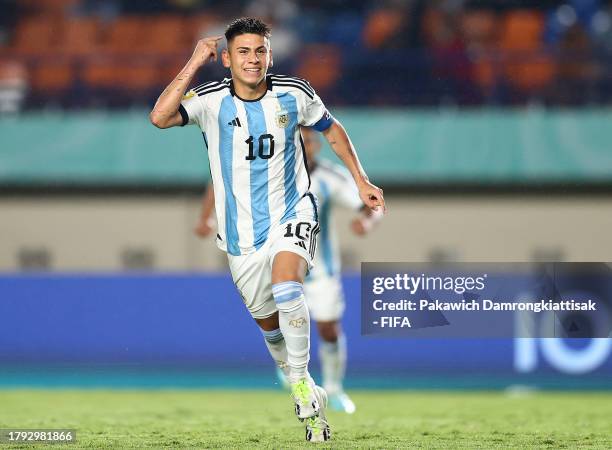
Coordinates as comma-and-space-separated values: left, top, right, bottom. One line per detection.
307, 160, 363, 280
179, 74, 333, 256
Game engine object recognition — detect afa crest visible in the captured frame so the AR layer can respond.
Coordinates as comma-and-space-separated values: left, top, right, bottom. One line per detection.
289, 317, 307, 328
276, 109, 289, 128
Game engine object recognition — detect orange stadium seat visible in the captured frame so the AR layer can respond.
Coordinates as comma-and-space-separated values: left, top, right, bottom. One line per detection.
85, 16, 197, 95
81, 58, 116, 89
461, 10, 498, 47
82, 58, 159, 94
362, 8, 406, 49
144, 16, 186, 54
118, 62, 160, 93
12, 17, 60, 55
60, 18, 101, 56
30, 59, 73, 94
499, 10, 555, 91
460, 10, 499, 91
500, 10, 545, 50
102, 17, 149, 54
295, 45, 340, 93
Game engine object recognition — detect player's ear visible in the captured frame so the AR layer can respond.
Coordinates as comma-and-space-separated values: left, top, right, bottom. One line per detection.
221, 48, 230, 68
268, 49, 273, 68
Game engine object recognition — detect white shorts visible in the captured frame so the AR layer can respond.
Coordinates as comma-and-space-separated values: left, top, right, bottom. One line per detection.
304, 275, 345, 322
228, 215, 319, 320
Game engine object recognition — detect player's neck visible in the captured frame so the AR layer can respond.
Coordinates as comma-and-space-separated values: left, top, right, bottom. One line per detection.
232, 77, 267, 101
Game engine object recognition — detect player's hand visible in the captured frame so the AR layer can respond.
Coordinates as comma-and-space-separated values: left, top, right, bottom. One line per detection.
358, 181, 386, 213
190, 36, 224, 67
351, 218, 368, 236
194, 217, 216, 238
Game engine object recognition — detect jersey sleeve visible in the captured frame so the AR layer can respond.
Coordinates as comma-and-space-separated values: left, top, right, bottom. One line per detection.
179, 90, 205, 127
298, 85, 334, 132
329, 166, 363, 210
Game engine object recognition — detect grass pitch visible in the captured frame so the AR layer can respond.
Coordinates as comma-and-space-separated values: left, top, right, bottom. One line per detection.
0, 390, 610, 449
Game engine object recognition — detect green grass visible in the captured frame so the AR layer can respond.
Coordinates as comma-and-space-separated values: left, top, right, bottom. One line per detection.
0, 390, 610, 449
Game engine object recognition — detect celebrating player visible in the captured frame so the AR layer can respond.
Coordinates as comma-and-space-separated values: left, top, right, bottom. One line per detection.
195, 127, 383, 414
150, 17, 385, 442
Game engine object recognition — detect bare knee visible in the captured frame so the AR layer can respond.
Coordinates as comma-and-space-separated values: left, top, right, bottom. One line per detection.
317, 321, 339, 342
255, 311, 280, 331
271, 251, 307, 284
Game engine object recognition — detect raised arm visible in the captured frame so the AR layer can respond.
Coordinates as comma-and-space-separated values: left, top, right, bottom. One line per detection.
322, 120, 386, 212
149, 36, 223, 129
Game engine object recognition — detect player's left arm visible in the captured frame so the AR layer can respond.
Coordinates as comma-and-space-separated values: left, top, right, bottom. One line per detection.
322, 120, 386, 213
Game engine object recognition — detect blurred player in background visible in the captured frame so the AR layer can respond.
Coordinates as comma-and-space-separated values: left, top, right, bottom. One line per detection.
150, 17, 385, 442
298, 127, 383, 412
196, 127, 383, 414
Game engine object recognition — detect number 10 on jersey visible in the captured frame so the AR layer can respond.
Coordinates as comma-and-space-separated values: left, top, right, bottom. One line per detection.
245, 134, 275, 160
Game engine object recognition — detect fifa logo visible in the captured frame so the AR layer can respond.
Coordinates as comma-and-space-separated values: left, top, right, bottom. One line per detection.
289, 317, 307, 328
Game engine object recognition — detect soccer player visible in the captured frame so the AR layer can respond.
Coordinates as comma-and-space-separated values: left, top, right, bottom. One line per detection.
195, 127, 383, 414
150, 17, 385, 442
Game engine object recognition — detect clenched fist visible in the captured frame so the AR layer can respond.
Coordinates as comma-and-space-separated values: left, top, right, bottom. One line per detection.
358, 181, 386, 213
190, 36, 224, 67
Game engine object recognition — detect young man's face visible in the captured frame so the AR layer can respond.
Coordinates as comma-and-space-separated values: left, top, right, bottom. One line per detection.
222, 33, 272, 89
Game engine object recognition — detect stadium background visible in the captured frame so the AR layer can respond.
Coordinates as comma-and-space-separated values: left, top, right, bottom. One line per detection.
1, 0, 611, 436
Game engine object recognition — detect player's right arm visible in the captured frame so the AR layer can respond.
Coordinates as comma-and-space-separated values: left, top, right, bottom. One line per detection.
149, 36, 223, 129
321, 121, 385, 213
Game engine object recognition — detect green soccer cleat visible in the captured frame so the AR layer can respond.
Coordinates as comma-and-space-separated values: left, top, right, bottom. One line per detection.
291, 378, 320, 420
305, 386, 331, 442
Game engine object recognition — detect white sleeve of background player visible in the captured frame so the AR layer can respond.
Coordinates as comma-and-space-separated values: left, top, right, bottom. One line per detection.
179, 90, 205, 128
330, 166, 363, 210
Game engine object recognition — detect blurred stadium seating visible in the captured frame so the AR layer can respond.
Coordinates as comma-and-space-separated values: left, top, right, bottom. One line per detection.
1, 0, 612, 108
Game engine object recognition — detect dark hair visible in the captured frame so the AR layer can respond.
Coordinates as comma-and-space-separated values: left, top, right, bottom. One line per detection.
225, 17, 271, 43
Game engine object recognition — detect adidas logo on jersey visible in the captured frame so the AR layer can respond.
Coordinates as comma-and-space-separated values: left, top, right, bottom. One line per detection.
227, 117, 242, 127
